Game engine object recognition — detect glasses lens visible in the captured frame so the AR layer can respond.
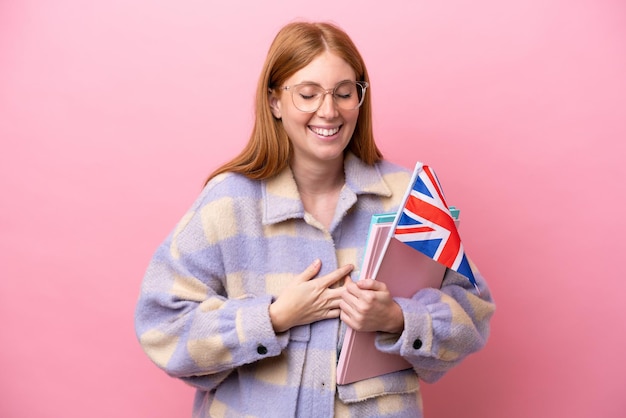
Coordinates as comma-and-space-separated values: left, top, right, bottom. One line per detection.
292, 84, 325, 112
333, 81, 363, 110
290, 81, 366, 112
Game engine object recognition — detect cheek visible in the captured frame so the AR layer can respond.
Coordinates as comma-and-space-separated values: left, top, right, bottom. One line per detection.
343, 111, 360, 130
282, 109, 313, 128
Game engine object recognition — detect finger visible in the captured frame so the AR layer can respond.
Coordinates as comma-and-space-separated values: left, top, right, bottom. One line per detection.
343, 280, 376, 308
324, 286, 348, 302
356, 278, 383, 291
343, 279, 363, 298
339, 296, 356, 318
340, 283, 361, 310
319, 264, 354, 288
325, 308, 341, 319
328, 273, 353, 290
295, 259, 322, 282
339, 305, 362, 329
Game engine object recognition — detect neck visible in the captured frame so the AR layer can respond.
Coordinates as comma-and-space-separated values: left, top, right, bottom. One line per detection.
290, 156, 345, 231
290, 157, 345, 195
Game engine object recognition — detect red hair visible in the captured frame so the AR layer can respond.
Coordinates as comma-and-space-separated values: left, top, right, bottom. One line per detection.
206, 21, 381, 183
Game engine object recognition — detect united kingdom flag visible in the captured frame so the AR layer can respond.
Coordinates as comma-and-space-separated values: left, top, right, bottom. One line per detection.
393, 163, 479, 292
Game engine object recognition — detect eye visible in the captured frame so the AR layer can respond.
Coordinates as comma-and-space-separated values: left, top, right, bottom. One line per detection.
296, 84, 322, 101
299, 93, 318, 101
334, 82, 356, 100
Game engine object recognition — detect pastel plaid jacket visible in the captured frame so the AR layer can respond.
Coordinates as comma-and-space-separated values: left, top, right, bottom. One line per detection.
135, 153, 495, 418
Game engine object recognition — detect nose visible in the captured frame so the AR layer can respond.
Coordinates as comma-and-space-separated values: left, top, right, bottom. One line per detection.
316, 91, 339, 118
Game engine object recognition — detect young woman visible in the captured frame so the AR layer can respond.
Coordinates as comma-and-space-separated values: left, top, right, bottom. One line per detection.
135, 21, 495, 418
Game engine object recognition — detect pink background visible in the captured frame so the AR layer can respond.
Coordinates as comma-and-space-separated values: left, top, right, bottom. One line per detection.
1, 0, 625, 417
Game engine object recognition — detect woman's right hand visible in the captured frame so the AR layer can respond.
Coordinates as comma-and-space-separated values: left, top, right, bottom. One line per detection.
269, 259, 353, 333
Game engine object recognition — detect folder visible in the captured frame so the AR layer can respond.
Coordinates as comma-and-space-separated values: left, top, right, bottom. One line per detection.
336, 210, 460, 385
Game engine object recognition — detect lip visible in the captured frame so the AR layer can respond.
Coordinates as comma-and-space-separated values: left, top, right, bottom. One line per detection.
308, 125, 342, 139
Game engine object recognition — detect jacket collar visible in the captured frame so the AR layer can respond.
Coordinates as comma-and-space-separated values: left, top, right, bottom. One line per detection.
262, 152, 392, 225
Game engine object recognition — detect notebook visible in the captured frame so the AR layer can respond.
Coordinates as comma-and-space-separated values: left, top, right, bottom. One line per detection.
336, 210, 460, 384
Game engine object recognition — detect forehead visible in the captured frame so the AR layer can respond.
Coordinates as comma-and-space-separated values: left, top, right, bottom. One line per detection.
287, 51, 356, 86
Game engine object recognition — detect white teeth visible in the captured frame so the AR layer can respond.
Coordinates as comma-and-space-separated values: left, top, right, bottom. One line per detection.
311, 127, 340, 137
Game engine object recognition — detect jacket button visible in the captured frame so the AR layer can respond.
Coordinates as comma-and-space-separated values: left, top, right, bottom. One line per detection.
257, 345, 268, 355
413, 339, 423, 350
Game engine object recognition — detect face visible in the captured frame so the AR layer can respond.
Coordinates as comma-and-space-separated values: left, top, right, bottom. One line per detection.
269, 51, 359, 169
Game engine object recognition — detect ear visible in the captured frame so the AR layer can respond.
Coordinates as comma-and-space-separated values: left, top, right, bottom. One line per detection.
268, 89, 282, 120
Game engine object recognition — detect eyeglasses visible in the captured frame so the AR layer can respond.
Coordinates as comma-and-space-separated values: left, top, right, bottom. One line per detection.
281, 80, 369, 113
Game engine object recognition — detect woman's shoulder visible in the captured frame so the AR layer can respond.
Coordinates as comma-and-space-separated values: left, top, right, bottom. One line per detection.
203, 171, 260, 196
187, 172, 262, 213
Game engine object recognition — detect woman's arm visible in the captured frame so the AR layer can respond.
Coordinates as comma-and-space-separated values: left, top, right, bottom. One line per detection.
375, 266, 495, 382
134, 197, 291, 386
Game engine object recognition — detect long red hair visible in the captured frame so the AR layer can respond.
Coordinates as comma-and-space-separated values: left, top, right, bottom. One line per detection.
206, 21, 382, 183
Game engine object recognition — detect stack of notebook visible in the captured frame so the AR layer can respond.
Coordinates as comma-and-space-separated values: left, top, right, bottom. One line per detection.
336, 167, 462, 385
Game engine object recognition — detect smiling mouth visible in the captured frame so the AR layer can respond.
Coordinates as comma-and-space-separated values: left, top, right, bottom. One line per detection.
309, 126, 341, 137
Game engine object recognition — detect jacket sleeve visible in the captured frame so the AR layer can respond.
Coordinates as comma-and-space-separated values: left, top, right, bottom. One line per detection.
374, 263, 495, 383
134, 189, 290, 389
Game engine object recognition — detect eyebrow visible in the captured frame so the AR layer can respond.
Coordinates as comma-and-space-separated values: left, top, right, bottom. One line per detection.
296, 79, 355, 87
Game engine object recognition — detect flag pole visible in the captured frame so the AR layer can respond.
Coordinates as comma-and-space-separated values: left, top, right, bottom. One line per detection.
370, 162, 424, 280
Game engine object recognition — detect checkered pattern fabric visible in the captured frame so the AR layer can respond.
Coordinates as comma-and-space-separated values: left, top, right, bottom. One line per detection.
135, 153, 495, 418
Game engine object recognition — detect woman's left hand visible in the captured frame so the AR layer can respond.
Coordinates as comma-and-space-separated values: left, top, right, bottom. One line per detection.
339, 279, 404, 334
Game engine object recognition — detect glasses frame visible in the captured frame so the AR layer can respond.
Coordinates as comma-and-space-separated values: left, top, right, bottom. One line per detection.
281, 80, 369, 113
